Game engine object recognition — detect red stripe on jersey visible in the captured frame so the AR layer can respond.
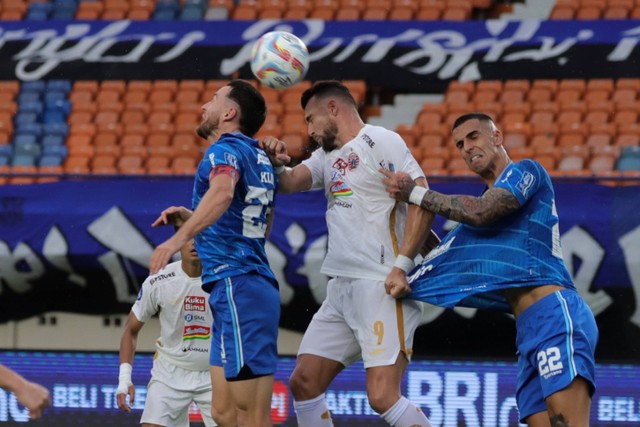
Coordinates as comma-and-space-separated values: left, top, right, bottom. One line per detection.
210, 164, 239, 184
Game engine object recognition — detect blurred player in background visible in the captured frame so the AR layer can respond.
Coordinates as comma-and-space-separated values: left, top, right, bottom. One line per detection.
382, 113, 598, 427
117, 230, 216, 427
0, 364, 50, 420
264, 80, 435, 427
150, 79, 279, 427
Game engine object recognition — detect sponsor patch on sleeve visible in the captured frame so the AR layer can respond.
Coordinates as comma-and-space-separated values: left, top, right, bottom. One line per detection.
515, 171, 535, 197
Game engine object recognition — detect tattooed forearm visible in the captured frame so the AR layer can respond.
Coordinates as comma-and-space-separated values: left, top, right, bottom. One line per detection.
420, 187, 520, 226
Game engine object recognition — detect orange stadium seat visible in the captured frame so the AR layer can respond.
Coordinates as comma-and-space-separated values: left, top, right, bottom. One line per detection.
508, 147, 534, 162
534, 155, 557, 171
172, 156, 198, 175
503, 132, 528, 149
118, 155, 145, 175
95, 144, 122, 158
64, 155, 91, 174
91, 155, 117, 171
576, 5, 601, 19
589, 154, 616, 173
530, 134, 557, 150
585, 133, 612, 150
38, 166, 64, 183
557, 133, 585, 148
562, 144, 591, 162
558, 155, 585, 172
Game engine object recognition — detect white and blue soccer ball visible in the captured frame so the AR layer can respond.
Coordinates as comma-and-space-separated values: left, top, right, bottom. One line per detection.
250, 31, 310, 89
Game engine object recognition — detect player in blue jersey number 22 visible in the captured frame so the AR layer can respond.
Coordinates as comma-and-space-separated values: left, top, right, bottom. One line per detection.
382, 113, 598, 427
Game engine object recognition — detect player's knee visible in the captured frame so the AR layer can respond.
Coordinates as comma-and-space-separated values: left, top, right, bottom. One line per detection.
367, 389, 396, 414
212, 406, 236, 427
289, 370, 318, 400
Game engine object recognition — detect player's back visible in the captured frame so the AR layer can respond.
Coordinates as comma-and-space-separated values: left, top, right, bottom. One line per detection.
192, 132, 277, 287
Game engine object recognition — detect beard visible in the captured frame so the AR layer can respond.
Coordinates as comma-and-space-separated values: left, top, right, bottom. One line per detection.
196, 117, 219, 140
319, 120, 339, 152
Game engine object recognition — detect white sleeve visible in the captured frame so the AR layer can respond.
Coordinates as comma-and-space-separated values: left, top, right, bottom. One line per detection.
131, 278, 160, 323
300, 147, 325, 190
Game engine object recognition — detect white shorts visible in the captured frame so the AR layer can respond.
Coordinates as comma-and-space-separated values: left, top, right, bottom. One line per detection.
298, 277, 424, 368
141, 355, 216, 427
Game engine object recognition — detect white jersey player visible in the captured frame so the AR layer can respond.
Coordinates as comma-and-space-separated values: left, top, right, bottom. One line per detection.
264, 81, 435, 427
117, 238, 215, 427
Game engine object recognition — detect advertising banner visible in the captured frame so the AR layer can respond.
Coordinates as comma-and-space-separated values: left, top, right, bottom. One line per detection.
0, 20, 639, 90
0, 351, 639, 426
0, 178, 639, 360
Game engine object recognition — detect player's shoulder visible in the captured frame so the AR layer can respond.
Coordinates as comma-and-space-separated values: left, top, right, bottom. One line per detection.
144, 261, 182, 288
359, 125, 406, 150
363, 124, 400, 139
512, 158, 548, 178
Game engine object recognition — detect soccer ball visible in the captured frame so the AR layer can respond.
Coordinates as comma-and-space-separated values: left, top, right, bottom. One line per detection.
250, 31, 310, 90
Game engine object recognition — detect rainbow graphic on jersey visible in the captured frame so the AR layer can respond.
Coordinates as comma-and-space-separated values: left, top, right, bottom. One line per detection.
183, 325, 211, 340
330, 181, 353, 197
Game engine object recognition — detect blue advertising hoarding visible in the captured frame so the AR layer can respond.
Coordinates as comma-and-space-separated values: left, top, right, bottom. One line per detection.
0, 351, 638, 426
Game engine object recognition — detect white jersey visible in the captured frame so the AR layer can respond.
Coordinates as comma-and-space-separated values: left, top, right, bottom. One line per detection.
132, 261, 212, 371
302, 124, 425, 280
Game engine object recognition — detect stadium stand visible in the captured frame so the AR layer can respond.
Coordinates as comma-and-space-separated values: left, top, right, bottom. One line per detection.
1, 74, 640, 183
0, 0, 638, 184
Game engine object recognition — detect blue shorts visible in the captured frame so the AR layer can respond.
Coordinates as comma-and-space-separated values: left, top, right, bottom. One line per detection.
207, 272, 280, 380
515, 289, 598, 422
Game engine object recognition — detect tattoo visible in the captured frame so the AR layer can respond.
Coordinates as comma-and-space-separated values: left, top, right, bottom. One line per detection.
550, 414, 570, 427
421, 187, 520, 226
396, 175, 416, 200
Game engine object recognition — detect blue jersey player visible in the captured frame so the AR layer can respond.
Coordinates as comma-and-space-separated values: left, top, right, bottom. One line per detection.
150, 80, 279, 427
381, 113, 598, 427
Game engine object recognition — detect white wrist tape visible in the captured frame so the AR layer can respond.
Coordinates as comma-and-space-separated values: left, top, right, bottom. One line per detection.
394, 255, 415, 273
116, 363, 133, 395
275, 165, 286, 175
409, 186, 427, 206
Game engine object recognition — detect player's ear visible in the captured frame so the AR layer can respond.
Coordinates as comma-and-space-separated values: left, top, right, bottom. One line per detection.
224, 106, 238, 122
493, 128, 504, 147
327, 99, 338, 116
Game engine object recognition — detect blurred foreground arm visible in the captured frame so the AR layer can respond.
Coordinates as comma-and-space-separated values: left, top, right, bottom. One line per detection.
0, 364, 50, 419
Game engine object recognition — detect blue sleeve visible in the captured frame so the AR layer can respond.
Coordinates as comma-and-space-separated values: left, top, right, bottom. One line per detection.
493, 159, 545, 206
208, 138, 242, 175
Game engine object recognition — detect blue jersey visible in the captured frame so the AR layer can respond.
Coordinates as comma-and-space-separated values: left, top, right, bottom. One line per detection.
192, 132, 277, 289
407, 159, 575, 312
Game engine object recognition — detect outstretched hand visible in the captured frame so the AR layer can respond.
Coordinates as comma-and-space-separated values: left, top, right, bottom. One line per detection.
151, 206, 192, 229
262, 136, 292, 167
380, 169, 416, 203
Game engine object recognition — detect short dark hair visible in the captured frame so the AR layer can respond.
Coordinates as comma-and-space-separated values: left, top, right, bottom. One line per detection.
301, 80, 357, 109
227, 79, 266, 137
452, 113, 496, 132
